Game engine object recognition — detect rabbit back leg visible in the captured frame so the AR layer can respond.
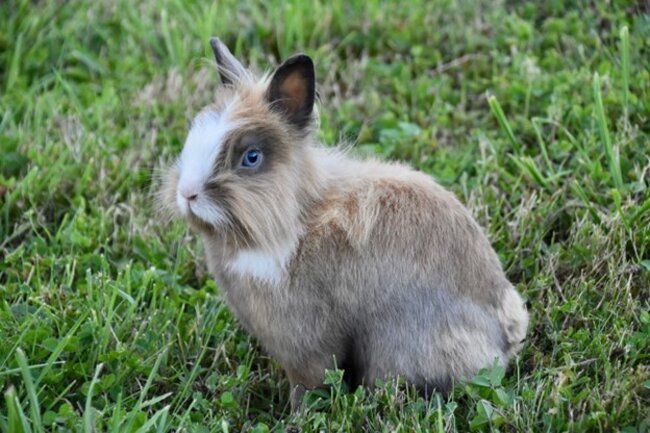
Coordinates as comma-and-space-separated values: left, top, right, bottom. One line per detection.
359, 288, 509, 393
494, 286, 529, 357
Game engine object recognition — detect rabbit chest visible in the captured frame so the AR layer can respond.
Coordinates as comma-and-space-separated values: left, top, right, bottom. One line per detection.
203, 237, 347, 367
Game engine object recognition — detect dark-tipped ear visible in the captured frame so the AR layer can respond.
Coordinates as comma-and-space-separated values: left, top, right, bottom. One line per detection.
266, 54, 315, 129
210, 37, 247, 85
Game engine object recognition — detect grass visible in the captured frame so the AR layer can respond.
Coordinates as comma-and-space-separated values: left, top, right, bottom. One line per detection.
0, 0, 648, 431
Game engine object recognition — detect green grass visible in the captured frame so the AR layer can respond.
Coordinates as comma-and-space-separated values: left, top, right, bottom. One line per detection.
1, 0, 649, 431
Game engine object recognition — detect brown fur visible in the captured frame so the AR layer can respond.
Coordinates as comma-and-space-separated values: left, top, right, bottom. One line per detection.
160, 40, 529, 409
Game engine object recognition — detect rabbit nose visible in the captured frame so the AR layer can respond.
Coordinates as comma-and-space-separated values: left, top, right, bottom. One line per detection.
180, 187, 199, 201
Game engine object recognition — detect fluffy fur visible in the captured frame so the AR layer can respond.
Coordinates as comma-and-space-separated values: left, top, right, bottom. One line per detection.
160, 38, 529, 408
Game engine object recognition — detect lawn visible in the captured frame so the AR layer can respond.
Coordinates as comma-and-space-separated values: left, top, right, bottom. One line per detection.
0, 0, 648, 432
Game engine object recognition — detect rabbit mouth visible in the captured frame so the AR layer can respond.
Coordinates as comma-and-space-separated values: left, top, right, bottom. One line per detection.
186, 211, 218, 232
179, 196, 228, 229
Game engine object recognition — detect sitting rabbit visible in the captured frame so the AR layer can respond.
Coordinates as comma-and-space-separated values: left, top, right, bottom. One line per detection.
161, 37, 528, 408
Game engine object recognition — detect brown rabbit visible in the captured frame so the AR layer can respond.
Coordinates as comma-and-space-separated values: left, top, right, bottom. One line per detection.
160, 37, 528, 408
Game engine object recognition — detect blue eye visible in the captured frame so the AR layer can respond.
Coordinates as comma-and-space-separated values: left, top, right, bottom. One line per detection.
241, 149, 262, 168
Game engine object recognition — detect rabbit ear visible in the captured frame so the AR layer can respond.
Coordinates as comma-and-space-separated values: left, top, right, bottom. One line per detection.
266, 54, 315, 130
210, 37, 247, 85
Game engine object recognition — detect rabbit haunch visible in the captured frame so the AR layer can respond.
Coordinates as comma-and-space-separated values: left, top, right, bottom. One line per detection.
161, 37, 529, 408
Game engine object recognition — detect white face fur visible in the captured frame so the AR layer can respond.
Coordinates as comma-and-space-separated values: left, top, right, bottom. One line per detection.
176, 107, 237, 226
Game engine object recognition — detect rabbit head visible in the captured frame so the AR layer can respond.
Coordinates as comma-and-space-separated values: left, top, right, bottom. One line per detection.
161, 38, 323, 253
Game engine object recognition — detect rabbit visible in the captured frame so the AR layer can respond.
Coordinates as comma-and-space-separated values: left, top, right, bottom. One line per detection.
160, 37, 529, 409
